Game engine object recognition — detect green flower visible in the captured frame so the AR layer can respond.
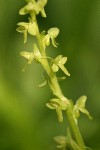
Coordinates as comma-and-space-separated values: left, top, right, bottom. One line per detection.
73, 96, 92, 123
48, 27, 59, 39
54, 128, 81, 150
54, 135, 67, 149
48, 27, 59, 47
16, 21, 38, 43
46, 98, 68, 122
20, 44, 42, 64
42, 33, 50, 47
16, 22, 28, 43
19, 0, 47, 18
42, 27, 59, 48
51, 55, 70, 76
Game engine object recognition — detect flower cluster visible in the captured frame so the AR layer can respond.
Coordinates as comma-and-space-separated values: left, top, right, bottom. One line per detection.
17, 0, 92, 126
16, 0, 48, 43
17, 0, 92, 149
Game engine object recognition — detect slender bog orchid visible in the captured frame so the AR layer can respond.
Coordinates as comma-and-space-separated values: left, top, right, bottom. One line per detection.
17, 0, 92, 149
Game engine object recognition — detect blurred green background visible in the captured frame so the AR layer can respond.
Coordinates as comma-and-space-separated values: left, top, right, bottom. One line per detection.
0, 0, 100, 149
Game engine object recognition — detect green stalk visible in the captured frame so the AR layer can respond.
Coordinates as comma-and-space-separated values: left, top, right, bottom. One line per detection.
66, 105, 85, 149
35, 19, 86, 150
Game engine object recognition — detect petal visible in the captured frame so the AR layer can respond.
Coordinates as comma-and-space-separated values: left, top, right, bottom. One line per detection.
20, 51, 34, 64
51, 38, 59, 47
76, 95, 87, 109
54, 136, 67, 145
79, 108, 92, 120
37, 0, 47, 8
60, 57, 67, 65
55, 55, 63, 63
51, 63, 59, 72
38, 80, 47, 88
17, 22, 29, 29
40, 8, 47, 17
50, 98, 61, 106
59, 64, 70, 76
16, 26, 25, 33
37, 0, 47, 13
46, 103, 55, 109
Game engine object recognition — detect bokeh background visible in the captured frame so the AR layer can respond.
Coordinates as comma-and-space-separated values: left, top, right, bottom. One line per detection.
0, 0, 100, 149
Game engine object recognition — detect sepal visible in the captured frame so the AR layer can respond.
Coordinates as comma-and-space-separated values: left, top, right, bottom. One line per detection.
20, 51, 34, 64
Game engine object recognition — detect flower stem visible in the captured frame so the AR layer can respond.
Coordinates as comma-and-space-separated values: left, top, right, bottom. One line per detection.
66, 105, 86, 150
35, 19, 86, 150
